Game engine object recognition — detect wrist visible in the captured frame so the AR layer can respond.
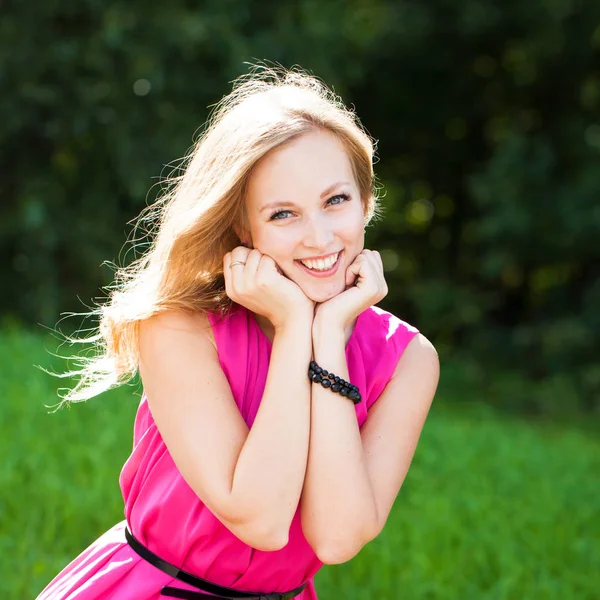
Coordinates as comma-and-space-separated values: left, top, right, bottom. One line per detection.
312, 309, 345, 335
309, 360, 362, 404
312, 328, 346, 369
312, 318, 345, 350
274, 310, 313, 337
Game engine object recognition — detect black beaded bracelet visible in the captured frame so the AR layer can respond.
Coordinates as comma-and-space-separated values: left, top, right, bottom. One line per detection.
308, 360, 362, 404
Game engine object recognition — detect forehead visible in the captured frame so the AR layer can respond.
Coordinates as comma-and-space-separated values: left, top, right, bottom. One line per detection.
246, 129, 355, 204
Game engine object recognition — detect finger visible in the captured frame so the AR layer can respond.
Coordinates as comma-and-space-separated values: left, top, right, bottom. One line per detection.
345, 255, 365, 287
243, 248, 262, 282
360, 249, 379, 272
227, 248, 249, 295
256, 254, 280, 281
356, 252, 382, 291
370, 249, 383, 268
264, 255, 285, 276
364, 249, 379, 266
223, 252, 234, 298
367, 250, 385, 280
230, 246, 250, 263
367, 250, 387, 295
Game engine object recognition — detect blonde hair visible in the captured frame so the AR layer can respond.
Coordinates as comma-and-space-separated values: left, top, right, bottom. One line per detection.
59, 65, 380, 403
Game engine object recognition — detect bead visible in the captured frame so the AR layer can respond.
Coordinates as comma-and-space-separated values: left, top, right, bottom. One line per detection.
308, 360, 361, 405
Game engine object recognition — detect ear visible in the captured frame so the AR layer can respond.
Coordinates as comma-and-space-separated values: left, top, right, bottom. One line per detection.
233, 224, 251, 248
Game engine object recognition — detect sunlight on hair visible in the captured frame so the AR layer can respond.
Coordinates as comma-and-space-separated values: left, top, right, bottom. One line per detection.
55, 64, 381, 405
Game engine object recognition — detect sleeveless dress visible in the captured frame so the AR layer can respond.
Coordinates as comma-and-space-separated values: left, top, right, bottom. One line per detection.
37, 304, 419, 600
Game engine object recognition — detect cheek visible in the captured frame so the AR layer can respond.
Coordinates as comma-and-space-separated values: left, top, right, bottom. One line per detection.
253, 227, 294, 257
340, 213, 365, 246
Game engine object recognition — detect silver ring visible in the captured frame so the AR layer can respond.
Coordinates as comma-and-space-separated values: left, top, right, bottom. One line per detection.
229, 261, 246, 268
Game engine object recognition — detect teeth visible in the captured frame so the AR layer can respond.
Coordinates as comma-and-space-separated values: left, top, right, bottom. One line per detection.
300, 252, 339, 271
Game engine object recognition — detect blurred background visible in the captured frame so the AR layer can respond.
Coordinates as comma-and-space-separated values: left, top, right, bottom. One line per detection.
1, 1, 599, 599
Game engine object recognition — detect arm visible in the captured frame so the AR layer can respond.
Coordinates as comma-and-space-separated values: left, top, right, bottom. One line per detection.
139, 308, 312, 551
300, 327, 439, 564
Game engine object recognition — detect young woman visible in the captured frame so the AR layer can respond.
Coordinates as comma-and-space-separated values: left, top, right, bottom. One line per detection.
38, 68, 439, 600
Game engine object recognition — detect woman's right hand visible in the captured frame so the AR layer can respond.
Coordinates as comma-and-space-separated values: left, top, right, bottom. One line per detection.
224, 246, 314, 330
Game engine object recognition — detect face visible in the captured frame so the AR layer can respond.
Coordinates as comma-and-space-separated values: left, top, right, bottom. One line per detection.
244, 129, 365, 303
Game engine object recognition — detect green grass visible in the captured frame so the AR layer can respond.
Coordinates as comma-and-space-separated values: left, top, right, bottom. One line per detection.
1, 326, 598, 599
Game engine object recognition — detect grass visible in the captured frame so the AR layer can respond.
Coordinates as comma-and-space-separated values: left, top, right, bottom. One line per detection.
0, 325, 598, 599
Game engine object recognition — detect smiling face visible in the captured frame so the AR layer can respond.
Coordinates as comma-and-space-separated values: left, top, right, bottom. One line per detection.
244, 128, 366, 303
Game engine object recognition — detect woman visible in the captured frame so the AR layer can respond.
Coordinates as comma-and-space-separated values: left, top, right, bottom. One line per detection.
38, 68, 439, 600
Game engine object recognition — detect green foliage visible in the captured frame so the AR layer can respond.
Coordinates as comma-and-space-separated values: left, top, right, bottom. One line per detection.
2, 1, 600, 412
1, 328, 598, 599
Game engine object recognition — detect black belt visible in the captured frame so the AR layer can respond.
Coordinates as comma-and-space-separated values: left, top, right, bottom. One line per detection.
125, 527, 307, 600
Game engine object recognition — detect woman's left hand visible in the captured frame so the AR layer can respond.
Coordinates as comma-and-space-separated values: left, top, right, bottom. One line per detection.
314, 249, 388, 331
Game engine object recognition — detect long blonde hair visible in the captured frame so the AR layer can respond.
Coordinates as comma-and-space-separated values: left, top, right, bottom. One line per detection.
59, 66, 380, 403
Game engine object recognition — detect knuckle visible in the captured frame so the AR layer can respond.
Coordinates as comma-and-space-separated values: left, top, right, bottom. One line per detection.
256, 275, 269, 289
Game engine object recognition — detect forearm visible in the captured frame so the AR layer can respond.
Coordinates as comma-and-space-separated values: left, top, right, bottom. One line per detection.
231, 318, 312, 539
301, 324, 379, 563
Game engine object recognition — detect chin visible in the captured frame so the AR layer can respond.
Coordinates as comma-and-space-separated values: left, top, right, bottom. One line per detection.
302, 283, 345, 304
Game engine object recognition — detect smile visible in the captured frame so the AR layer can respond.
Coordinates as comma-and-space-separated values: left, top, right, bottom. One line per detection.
295, 251, 342, 277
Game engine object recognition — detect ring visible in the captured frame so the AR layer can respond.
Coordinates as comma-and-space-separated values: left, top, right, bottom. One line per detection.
229, 261, 246, 268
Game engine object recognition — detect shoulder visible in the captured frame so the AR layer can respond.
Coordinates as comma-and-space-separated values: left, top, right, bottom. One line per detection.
351, 306, 425, 409
359, 305, 420, 351
393, 331, 439, 381
139, 309, 217, 352
363, 305, 438, 379
364, 305, 419, 331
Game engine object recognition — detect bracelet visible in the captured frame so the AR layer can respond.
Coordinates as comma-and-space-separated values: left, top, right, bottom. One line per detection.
308, 361, 362, 404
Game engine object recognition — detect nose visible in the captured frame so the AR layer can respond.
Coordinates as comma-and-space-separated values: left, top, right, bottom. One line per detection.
302, 213, 334, 250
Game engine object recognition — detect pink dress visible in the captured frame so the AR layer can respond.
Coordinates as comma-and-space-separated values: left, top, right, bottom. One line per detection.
37, 304, 418, 600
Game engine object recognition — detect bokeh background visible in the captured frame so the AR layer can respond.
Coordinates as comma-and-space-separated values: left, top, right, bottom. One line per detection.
1, 1, 599, 599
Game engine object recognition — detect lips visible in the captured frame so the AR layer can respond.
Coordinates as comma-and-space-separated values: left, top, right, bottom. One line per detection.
295, 251, 342, 278
299, 251, 341, 271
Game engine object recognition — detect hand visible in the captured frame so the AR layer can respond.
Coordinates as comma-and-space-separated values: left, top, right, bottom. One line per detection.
224, 246, 314, 330
314, 249, 388, 330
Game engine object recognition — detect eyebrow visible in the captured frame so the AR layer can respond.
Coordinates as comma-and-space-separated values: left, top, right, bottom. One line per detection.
258, 181, 352, 213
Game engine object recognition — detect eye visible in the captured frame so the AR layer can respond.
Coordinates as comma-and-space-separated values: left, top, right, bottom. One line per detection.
269, 209, 293, 221
268, 194, 350, 221
327, 193, 350, 206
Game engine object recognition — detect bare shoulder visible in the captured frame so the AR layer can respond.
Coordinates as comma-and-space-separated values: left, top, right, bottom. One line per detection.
394, 332, 440, 381
139, 309, 216, 352
137, 308, 223, 407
